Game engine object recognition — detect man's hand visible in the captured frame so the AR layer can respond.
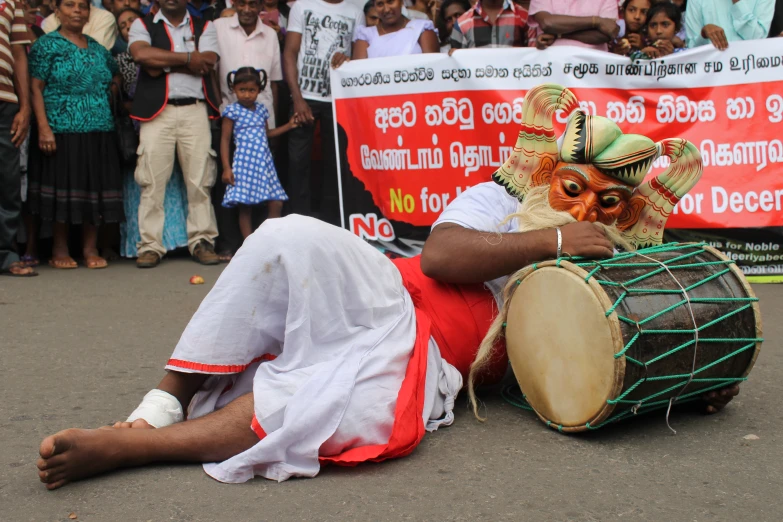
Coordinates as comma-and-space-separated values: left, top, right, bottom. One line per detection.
559, 221, 614, 259
222, 167, 234, 186
10, 107, 30, 147
265, 19, 282, 33
702, 24, 728, 50
597, 18, 620, 39
626, 33, 643, 49
536, 33, 556, 50
187, 51, 212, 75
38, 126, 56, 155
331, 52, 350, 69
703, 385, 739, 414
293, 97, 314, 125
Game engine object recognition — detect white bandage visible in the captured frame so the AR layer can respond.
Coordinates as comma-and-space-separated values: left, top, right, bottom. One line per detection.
126, 389, 185, 428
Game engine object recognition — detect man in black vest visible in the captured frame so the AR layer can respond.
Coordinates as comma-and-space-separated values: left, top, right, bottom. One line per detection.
128, 0, 222, 268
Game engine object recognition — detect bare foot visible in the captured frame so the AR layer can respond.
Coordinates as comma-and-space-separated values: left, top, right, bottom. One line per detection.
112, 419, 154, 429
83, 249, 107, 269
37, 428, 132, 490
703, 384, 740, 414
48, 256, 77, 269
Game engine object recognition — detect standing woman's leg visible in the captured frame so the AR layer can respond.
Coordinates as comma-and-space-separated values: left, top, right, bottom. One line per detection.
50, 221, 76, 268
82, 223, 106, 268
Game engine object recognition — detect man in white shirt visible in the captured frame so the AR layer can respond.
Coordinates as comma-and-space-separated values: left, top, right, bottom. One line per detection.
212, 0, 283, 259
214, 0, 282, 122
41, 2, 118, 50
128, 0, 222, 267
283, 0, 363, 225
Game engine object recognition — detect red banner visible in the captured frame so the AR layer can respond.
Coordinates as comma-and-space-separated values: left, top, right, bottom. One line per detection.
331, 42, 783, 274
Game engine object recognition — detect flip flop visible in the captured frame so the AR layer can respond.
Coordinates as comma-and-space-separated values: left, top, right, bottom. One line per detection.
20, 254, 40, 267
84, 255, 108, 269
49, 256, 78, 269
1, 261, 39, 277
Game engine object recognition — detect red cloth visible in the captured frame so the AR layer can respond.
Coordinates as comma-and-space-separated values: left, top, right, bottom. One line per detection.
321, 255, 507, 467
320, 307, 432, 466
392, 255, 508, 384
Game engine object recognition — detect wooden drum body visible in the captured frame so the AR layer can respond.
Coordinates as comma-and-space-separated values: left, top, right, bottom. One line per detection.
504, 243, 763, 433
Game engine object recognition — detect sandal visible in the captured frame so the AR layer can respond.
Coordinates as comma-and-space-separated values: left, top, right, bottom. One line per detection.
1, 261, 38, 277
84, 255, 108, 269
49, 256, 78, 269
20, 254, 40, 267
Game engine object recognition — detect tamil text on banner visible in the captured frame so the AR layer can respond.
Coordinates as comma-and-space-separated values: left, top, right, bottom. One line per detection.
331, 41, 783, 276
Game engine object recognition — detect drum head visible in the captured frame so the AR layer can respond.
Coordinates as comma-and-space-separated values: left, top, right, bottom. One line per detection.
505, 264, 624, 430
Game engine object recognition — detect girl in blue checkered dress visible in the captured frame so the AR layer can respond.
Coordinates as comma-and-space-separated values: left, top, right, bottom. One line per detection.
221, 68, 298, 238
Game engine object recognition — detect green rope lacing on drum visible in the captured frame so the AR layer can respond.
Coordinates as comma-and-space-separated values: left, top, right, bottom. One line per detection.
502, 242, 762, 432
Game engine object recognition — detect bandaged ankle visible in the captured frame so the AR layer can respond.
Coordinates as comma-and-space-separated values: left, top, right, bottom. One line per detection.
126, 389, 184, 428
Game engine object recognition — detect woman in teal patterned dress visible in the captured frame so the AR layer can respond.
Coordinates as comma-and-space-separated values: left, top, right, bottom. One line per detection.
28, 0, 123, 269
114, 7, 189, 258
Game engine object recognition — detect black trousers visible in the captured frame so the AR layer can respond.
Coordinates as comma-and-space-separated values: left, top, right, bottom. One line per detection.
0, 102, 21, 270
287, 99, 339, 226
211, 121, 243, 255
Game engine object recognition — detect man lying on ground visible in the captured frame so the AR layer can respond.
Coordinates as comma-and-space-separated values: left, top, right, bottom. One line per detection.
36, 85, 738, 489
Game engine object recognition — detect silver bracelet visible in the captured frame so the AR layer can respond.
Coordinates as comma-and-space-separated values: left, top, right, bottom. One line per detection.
555, 227, 562, 259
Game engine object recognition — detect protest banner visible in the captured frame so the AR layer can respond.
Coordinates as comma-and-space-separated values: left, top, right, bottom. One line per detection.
331, 40, 783, 277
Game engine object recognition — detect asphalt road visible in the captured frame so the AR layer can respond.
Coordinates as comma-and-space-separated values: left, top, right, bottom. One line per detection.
2, 259, 781, 522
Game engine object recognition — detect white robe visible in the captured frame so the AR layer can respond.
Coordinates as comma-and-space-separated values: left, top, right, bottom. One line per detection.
167, 215, 462, 482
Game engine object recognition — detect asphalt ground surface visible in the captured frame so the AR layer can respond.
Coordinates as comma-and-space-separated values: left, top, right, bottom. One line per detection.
2, 259, 781, 521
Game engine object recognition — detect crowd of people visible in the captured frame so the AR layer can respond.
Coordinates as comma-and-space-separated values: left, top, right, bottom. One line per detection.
0, 0, 778, 276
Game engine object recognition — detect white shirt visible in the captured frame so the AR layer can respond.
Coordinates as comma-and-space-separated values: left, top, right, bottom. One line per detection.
214, 15, 283, 125
432, 181, 521, 304
128, 11, 220, 100
287, 0, 363, 102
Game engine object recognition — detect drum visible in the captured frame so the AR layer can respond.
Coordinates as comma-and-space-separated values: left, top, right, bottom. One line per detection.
502, 242, 763, 433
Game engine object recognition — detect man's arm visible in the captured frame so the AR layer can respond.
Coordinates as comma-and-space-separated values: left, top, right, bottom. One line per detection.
128, 18, 189, 69
283, 30, 314, 123
421, 221, 613, 284
283, 31, 302, 101
685, 0, 708, 47
128, 19, 212, 73
533, 12, 612, 41
10, 6, 31, 147
131, 41, 192, 68
557, 29, 611, 44
731, 0, 775, 41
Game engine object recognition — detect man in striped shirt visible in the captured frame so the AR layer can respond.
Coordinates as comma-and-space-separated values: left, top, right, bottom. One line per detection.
0, 0, 35, 277
449, 0, 531, 49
